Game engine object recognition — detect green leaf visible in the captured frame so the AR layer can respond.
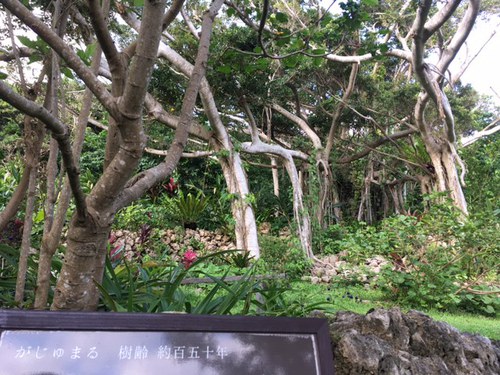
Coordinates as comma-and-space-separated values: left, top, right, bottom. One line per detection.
291, 38, 305, 49
362, 0, 378, 5
216, 65, 232, 74
484, 305, 495, 314
34, 209, 45, 223
276, 37, 290, 47
275, 12, 289, 23
283, 56, 299, 68
17, 36, 37, 49
379, 43, 389, 53
226, 7, 236, 17
133, 0, 144, 6
61, 67, 74, 79
28, 54, 43, 64
253, 46, 263, 54
310, 49, 326, 56
0, 71, 8, 80
76, 49, 88, 64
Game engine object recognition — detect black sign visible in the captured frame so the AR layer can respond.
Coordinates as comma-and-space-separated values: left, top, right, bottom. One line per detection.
0, 310, 334, 375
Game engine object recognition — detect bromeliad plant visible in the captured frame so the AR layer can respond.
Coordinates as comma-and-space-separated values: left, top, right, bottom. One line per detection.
164, 190, 210, 229
96, 249, 266, 315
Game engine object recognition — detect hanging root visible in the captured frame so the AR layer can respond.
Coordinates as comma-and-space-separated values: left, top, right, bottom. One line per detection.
449, 141, 467, 187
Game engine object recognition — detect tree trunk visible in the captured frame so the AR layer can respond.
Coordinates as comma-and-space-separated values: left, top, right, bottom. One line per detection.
271, 157, 280, 197
316, 157, 342, 227
51, 214, 110, 310
358, 161, 374, 224
50, 0, 223, 310
0, 165, 31, 233
14, 162, 38, 304
284, 157, 313, 259
34, 42, 104, 309
217, 150, 260, 258
426, 140, 468, 214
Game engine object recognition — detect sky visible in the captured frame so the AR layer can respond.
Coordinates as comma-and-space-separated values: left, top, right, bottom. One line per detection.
318, 1, 500, 105
452, 15, 500, 104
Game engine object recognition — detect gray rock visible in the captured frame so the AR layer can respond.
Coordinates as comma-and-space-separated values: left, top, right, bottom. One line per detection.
329, 308, 500, 374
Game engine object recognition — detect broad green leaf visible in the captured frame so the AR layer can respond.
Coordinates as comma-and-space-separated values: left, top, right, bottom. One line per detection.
0, 71, 8, 80
28, 54, 43, 64
291, 38, 305, 49
276, 37, 290, 47
275, 12, 288, 23
86, 43, 96, 58
34, 210, 45, 223
362, 0, 378, 7
61, 67, 74, 79
484, 305, 495, 314
17, 36, 37, 49
76, 49, 88, 64
283, 55, 299, 68
379, 43, 389, 53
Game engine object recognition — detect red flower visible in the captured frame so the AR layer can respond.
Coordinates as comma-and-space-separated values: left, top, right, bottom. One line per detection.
182, 249, 197, 269
163, 177, 178, 196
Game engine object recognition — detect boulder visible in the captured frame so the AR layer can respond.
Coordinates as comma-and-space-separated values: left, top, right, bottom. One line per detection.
328, 308, 500, 375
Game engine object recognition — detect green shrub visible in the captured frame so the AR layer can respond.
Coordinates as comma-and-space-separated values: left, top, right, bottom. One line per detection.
0, 244, 63, 308
114, 198, 173, 231
319, 197, 499, 316
259, 235, 312, 279
164, 191, 210, 229
375, 200, 499, 316
0, 161, 23, 211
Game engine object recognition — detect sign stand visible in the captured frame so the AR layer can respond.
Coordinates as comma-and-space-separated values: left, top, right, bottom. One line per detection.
1, 310, 334, 374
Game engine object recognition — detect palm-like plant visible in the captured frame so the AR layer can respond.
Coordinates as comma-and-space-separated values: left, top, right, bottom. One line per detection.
167, 191, 210, 229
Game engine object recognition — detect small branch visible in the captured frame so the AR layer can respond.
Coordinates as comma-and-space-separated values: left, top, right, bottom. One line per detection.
163, 0, 185, 30
461, 118, 500, 147
271, 103, 322, 149
337, 128, 417, 164
0, 80, 87, 221
0, 46, 34, 61
325, 62, 358, 156
452, 29, 496, 85
423, 0, 461, 41
181, 7, 200, 40
2, 0, 115, 113
144, 148, 214, 158
88, 0, 123, 77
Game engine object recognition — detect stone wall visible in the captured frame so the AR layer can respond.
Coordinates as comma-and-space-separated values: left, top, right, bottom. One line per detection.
110, 228, 236, 261
327, 308, 499, 374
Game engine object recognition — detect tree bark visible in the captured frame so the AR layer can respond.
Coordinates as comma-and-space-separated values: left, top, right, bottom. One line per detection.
34, 38, 105, 309
411, 0, 480, 214
216, 151, 260, 257
50, 0, 225, 310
